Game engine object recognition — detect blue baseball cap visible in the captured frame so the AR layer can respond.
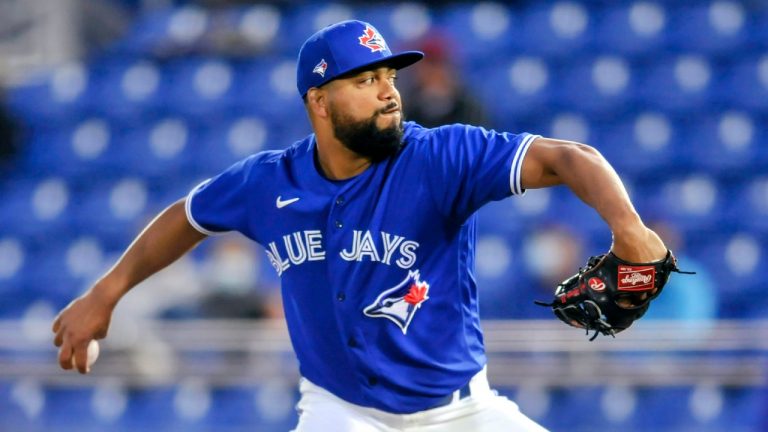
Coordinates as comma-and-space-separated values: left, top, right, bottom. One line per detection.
296, 20, 424, 97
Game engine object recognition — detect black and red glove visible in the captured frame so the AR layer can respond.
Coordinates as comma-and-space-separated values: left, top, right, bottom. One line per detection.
535, 250, 694, 340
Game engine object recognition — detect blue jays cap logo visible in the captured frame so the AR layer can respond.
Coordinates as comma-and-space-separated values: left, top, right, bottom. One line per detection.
358, 25, 388, 53
296, 20, 423, 97
363, 270, 430, 334
313, 59, 328, 77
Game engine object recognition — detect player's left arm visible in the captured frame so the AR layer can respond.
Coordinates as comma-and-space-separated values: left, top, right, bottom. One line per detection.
520, 137, 666, 263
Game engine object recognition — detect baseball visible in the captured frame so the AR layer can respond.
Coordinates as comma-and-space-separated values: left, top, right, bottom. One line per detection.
71, 339, 100, 372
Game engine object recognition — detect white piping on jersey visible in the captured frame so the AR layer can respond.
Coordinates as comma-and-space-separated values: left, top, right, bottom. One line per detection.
509, 134, 540, 196
185, 179, 226, 236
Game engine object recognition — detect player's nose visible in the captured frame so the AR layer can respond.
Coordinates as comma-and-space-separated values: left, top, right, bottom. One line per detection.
378, 78, 397, 101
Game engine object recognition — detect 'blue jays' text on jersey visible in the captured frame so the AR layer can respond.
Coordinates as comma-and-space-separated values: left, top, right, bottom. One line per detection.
186, 122, 539, 414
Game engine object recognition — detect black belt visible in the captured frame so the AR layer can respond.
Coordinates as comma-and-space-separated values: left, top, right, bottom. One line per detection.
432, 381, 473, 408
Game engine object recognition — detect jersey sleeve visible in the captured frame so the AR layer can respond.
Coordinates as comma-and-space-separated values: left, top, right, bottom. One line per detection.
185, 157, 256, 235
425, 124, 539, 221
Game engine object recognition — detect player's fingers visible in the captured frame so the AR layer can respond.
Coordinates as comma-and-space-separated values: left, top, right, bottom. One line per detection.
58, 340, 74, 370
52, 315, 61, 334
54, 329, 64, 348
71, 343, 89, 374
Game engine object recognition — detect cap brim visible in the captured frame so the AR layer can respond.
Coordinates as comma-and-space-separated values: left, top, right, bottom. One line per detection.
317, 51, 424, 89
360, 51, 425, 73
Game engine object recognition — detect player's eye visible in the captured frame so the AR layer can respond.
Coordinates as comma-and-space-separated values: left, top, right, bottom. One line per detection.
359, 77, 374, 85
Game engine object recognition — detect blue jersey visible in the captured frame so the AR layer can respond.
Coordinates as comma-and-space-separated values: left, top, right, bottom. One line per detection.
186, 122, 538, 413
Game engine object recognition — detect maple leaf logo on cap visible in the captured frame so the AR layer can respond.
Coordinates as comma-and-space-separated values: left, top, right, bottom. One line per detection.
358, 25, 388, 53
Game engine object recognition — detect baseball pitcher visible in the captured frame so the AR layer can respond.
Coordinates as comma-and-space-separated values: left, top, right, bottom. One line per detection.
53, 21, 684, 431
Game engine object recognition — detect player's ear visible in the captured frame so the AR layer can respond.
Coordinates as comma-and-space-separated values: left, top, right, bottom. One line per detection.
306, 88, 329, 118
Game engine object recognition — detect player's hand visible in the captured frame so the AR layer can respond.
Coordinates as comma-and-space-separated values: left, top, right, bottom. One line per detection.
610, 225, 667, 263
52, 286, 115, 374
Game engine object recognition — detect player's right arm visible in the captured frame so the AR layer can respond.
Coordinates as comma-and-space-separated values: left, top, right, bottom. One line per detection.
51, 198, 207, 374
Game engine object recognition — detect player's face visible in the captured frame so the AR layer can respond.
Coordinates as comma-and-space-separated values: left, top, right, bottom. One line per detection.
326, 67, 405, 162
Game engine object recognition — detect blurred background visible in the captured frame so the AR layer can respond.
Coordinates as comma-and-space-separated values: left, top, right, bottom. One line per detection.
0, 0, 766, 430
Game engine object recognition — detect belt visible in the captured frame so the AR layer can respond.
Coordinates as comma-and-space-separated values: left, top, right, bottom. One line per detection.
432, 380, 473, 408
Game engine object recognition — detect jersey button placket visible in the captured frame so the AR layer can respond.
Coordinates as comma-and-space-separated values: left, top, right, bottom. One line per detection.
332, 194, 345, 229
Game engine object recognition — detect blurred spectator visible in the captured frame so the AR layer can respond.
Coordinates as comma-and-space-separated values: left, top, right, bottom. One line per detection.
402, 31, 487, 128
110, 222, 280, 321
0, 92, 19, 169
114, 254, 205, 321
642, 221, 717, 324
77, 0, 131, 55
513, 224, 586, 319
198, 234, 282, 319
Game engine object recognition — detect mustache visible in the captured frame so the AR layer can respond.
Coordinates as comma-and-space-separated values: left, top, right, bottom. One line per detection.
376, 102, 400, 116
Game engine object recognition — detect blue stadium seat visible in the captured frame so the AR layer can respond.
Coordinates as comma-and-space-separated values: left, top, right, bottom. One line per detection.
200, 387, 259, 427
160, 57, 238, 119
634, 55, 716, 113
110, 117, 199, 179
233, 4, 285, 54
554, 55, 635, 115
7, 63, 95, 125
19, 118, 124, 180
725, 177, 768, 235
473, 57, 555, 128
88, 58, 165, 121
546, 188, 606, 238
544, 387, 605, 429
120, 387, 177, 429
39, 386, 94, 426
597, 112, 680, 176
682, 111, 767, 175
515, 1, 595, 59
633, 387, 693, 430
0, 380, 45, 429
116, 6, 209, 55
204, 385, 298, 429
230, 59, 278, 116
195, 116, 276, 173
231, 58, 307, 125
69, 178, 153, 244
717, 387, 765, 429
0, 237, 39, 317
666, 2, 752, 55
436, 3, 516, 63
635, 174, 723, 232
718, 54, 768, 112
592, 2, 670, 58
356, 3, 435, 50
0, 178, 75, 240
754, 8, 768, 49
280, 3, 355, 53
689, 232, 764, 317
22, 248, 82, 307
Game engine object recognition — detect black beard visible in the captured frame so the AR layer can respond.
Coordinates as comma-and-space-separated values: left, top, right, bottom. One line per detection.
331, 105, 404, 163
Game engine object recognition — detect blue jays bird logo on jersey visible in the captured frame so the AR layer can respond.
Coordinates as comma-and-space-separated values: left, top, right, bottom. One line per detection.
358, 25, 388, 53
363, 270, 430, 334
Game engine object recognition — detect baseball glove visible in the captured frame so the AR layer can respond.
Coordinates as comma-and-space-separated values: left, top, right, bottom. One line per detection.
535, 250, 693, 340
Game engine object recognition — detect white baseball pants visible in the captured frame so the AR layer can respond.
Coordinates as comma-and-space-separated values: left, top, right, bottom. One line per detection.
291, 368, 549, 432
